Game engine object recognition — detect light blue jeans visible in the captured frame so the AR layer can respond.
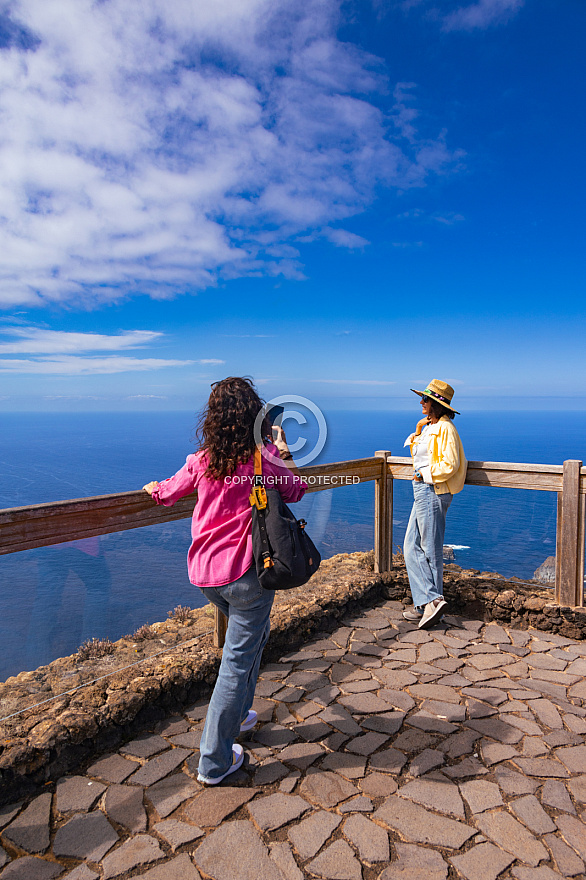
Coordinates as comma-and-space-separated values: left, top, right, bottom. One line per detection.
404, 482, 452, 610
198, 566, 274, 781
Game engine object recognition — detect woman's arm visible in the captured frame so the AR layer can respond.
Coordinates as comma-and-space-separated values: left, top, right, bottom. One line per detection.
143, 455, 200, 506
427, 423, 460, 483
414, 416, 429, 437
265, 429, 306, 503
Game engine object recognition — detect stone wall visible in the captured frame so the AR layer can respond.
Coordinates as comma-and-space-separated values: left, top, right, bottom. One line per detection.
439, 565, 586, 642
0, 551, 584, 804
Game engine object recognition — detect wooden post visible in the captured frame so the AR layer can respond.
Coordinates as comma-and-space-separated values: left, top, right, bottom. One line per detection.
386, 453, 394, 571
556, 460, 583, 607
576, 495, 586, 608
213, 606, 227, 648
555, 491, 563, 605
374, 450, 391, 574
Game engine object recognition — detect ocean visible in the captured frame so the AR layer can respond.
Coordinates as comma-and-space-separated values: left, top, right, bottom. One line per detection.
1, 409, 585, 681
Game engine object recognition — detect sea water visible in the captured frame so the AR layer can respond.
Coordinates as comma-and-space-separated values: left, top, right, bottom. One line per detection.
1, 409, 585, 679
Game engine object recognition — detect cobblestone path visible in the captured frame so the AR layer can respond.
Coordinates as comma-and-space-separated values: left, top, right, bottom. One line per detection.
1, 600, 586, 880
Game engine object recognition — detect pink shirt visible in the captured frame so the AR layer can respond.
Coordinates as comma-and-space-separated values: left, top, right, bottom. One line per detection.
151, 445, 307, 587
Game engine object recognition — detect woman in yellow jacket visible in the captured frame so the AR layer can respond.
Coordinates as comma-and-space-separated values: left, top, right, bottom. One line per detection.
403, 380, 467, 629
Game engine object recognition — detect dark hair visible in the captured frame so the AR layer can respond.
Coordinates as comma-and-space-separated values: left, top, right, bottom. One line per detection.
428, 399, 456, 421
196, 377, 265, 479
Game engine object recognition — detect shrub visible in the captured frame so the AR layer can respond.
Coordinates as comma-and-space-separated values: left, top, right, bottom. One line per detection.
77, 637, 115, 660
133, 624, 157, 641
168, 605, 192, 623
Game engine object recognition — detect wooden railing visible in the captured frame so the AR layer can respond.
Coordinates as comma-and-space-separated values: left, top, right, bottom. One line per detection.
385, 454, 585, 608
0, 455, 584, 647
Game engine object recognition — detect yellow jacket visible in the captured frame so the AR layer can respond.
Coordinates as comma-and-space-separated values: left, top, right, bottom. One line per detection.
409, 416, 467, 495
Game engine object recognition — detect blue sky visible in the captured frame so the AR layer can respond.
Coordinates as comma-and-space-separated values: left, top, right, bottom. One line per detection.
0, 0, 584, 412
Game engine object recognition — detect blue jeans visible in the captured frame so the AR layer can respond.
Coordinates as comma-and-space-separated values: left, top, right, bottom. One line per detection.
198, 567, 274, 781
404, 482, 452, 609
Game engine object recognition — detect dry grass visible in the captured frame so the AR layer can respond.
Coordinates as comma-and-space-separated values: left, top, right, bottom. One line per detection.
77, 637, 115, 660
168, 605, 193, 623
359, 550, 375, 571
393, 544, 405, 564
132, 623, 157, 641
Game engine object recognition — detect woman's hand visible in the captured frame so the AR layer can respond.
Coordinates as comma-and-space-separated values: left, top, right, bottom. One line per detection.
143, 481, 160, 495
272, 425, 292, 460
271, 425, 302, 476
414, 416, 429, 434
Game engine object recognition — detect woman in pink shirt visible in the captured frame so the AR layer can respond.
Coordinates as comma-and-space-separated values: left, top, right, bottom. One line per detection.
143, 377, 306, 784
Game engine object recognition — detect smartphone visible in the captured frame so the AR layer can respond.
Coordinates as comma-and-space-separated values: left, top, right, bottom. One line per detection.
264, 404, 284, 442
265, 404, 284, 427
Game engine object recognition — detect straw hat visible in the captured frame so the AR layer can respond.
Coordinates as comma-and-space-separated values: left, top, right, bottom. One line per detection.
411, 379, 460, 414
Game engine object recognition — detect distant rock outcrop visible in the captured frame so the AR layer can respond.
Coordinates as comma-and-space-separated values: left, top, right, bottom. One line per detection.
443, 546, 455, 562
533, 555, 556, 583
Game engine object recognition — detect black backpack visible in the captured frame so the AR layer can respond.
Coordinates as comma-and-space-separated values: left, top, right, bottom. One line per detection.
249, 448, 321, 590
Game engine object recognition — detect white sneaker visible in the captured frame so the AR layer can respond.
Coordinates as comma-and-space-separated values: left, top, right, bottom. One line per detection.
197, 744, 244, 785
418, 597, 447, 630
402, 607, 423, 621
240, 709, 257, 732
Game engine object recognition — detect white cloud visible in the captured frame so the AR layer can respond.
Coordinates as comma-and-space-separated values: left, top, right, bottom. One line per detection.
43, 395, 105, 401
397, 208, 465, 225
433, 213, 465, 225
297, 227, 370, 248
442, 0, 524, 31
322, 228, 370, 249
0, 356, 193, 374
386, 0, 523, 31
0, 327, 161, 353
0, 325, 208, 373
389, 84, 465, 185
0, 0, 463, 308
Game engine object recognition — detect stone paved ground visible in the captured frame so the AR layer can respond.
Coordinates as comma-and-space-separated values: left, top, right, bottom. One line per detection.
1, 600, 586, 880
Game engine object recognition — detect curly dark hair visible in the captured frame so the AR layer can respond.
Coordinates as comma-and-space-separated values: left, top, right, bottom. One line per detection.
195, 377, 265, 479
